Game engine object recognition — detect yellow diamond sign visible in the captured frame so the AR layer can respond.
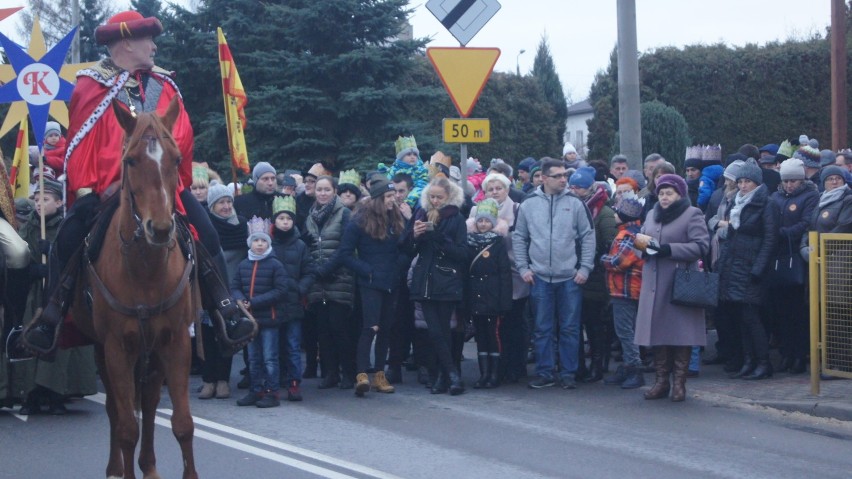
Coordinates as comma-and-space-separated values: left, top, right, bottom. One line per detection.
427, 47, 500, 118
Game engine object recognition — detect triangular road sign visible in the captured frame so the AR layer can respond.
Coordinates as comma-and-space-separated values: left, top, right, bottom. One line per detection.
427, 47, 500, 118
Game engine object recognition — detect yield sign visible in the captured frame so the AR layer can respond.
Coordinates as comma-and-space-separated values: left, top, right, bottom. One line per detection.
427, 47, 500, 118
426, 0, 501, 46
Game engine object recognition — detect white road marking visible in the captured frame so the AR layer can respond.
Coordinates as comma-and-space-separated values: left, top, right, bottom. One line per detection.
0, 409, 29, 422
87, 393, 401, 479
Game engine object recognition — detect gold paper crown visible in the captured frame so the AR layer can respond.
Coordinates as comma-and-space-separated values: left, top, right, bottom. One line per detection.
777, 140, 794, 158
338, 169, 361, 187
273, 195, 296, 217
394, 135, 418, 157
192, 163, 209, 182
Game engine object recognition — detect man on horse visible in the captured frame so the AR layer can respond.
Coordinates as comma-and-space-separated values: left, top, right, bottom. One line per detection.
24, 10, 255, 354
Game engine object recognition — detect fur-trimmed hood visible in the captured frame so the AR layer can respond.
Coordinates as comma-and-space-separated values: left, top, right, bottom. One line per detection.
420, 180, 465, 212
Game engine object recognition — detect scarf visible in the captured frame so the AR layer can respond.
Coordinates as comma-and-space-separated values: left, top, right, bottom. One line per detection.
819, 184, 849, 209
729, 187, 759, 230
467, 231, 500, 248
310, 197, 336, 228
248, 247, 273, 262
212, 209, 239, 225
582, 184, 609, 220
653, 198, 690, 225
273, 226, 297, 245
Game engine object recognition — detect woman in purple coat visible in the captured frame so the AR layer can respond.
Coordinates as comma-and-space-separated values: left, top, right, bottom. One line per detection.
634, 175, 710, 402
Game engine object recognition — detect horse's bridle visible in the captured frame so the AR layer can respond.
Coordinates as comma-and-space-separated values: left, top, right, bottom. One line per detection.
120, 133, 177, 248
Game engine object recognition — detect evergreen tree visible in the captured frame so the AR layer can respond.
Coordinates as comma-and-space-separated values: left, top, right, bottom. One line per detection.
130, 0, 163, 18
531, 34, 569, 147
638, 101, 690, 172
78, 0, 112, 62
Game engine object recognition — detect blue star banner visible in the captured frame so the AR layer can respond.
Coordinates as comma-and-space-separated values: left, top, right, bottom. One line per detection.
0, 27, 77, 149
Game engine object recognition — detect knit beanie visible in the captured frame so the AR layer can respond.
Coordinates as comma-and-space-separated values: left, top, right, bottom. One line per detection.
44, 121, 61, 137
563, 143, 577, 156
568, 166, 595, 189
736, 158, 763, 185
517, 157, 537, 172
759, 144, 779, 156
723, 160, 745, 182
614, 192, 644, 223
207, 182, 233, 210
820, 165, 847, 186
466, 157, 482, 175
252, 161, 276, 183
475, 198, 499, 227
655, 174, 688, 198
794, 145, 822, 169
820, 149, 837, 167
369, 179, 394, 199
779, 158, 805, 181
34, 178, 63, 198
684, 157, 703, 171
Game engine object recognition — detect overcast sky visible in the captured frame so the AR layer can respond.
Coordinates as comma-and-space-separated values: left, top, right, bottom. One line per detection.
0, 0, 835, 104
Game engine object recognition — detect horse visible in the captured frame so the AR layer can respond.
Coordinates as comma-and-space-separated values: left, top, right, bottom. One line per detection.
70, 96, 199, 479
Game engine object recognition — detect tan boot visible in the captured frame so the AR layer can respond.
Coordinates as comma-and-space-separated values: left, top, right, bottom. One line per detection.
215, 380, 231, 399
371, 371, 395, 393
355, 373, 370, 397
198, 382, 215, 399
644, 346, 672, 400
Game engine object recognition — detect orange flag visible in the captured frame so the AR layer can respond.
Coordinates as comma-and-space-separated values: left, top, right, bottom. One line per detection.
217, 27, 250, 175
10, 119, 30, 199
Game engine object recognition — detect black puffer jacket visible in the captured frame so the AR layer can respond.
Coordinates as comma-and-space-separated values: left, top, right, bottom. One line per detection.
717, 184, 778, 305
272, 227, 314, 321
769, 181, 818, 259
233, 189, 282, 221
326, 213, 408, 292
466, 235, 512, 315
305, 197, 355, 307
810, 186, 852, 234
230, 256, 289, 328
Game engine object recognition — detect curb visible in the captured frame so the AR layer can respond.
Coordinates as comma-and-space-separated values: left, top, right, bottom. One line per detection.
692, 389, 852, 422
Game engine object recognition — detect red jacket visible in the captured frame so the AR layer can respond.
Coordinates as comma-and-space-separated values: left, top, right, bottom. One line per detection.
601, 221, 644, 300
65, 66, 194, 207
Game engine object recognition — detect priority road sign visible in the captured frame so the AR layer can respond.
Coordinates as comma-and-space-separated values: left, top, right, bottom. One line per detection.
427, 47, 500, 118
426, 0, 502, 47
443, 118, 490, 143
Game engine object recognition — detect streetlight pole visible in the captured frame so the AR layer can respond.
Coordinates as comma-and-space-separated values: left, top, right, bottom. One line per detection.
516, 49, 526, 76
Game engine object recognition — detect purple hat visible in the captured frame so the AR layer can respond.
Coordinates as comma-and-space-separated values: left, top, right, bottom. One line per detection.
655, 174, 687, 198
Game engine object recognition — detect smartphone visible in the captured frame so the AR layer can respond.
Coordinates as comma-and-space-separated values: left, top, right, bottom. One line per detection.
422, 221, 435, 231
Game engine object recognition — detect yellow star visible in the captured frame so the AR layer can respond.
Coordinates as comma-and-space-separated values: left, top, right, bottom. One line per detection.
0, 16, 96, 137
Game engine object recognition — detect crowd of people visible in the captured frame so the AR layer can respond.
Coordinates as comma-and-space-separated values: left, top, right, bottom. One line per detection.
2, 11, 850, 414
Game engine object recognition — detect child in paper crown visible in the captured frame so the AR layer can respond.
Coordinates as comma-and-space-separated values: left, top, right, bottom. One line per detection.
465, 199, 512, 389
271, 195, 314, 402
231, 216, 290, 408
377, 135, 429, 208
600, 192, 646, 390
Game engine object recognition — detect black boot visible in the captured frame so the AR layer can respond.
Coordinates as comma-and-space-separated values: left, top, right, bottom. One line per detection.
743, 359, 773, 380
485, 354, 501, 388
789, 358, 807, 374
473, 354, 488, 389
729, 355, 755, 379
448, 368, 465, 396
22, 250, 80, 355
430, 371, 448, 394
198, 246, 257, 351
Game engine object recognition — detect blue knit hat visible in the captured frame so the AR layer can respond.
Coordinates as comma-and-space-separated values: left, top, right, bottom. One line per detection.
568, 166, 595, 189
252, 161, 276, 183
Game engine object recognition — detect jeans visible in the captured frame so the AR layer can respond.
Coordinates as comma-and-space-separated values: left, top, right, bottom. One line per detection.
248, 327, 280, 393
689, 346, 701, 372
611, 297, 641, 367
530, 277, 582, 381
279, 320, 303, 383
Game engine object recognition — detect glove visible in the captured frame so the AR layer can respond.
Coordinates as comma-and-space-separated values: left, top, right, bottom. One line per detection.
655, 244, 672, 258
750, 273, 762, 284
37, 239, 52, 256
28, 262, 48, 280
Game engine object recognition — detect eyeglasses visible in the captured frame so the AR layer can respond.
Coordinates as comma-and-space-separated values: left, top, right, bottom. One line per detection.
825, 175, 845, 183
547, 173, 569, 179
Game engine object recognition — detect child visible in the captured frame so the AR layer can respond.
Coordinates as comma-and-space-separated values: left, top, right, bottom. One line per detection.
697, 164, 724, 211
465, 199, 512, 389
271, 196, 313, 402
232, 216, 290, 408
377, 135, 429, 209
42, 121, 66, 173
600, 192, 646, 389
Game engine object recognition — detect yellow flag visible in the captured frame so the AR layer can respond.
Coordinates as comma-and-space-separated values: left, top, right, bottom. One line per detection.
11, 119, 30, 199
217, 27, 250, 175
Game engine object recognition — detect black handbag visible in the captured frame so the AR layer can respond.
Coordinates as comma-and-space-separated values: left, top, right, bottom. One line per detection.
671, 264, 719, 309
770, 237, 806, 286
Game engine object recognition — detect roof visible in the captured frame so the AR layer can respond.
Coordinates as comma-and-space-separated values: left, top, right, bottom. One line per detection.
567, 98, 593, 116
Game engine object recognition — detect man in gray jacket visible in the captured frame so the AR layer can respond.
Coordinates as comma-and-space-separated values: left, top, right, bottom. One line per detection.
513, 158, 596, 389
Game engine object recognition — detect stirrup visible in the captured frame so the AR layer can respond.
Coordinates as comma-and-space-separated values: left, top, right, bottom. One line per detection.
6, 326, 35, 362
212, 301, 257, 356
20, 307, 62, 361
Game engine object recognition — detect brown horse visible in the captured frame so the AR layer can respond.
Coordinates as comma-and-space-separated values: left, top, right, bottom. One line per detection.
70, 97, 199, 479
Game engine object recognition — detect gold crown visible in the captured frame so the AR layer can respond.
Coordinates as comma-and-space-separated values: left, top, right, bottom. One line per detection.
272, 195, 296, 217
338, 169, 361, 186
394, 135, 418, 157
192, 163, 209, 181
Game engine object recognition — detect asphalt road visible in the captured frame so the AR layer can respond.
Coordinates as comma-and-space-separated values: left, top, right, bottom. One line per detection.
3, 346, 852, 479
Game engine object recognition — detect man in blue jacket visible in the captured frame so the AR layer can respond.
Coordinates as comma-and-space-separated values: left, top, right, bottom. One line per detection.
513, 158, 596, 389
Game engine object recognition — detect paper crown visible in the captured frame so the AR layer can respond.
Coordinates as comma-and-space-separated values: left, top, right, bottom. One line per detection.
338, 169, 361, 186
192, 163, 209, 182
701, 144, 722, 163
273, 195, 296, 217
685, 145, 703, 161
428, 151, 452, 178
247, 216, 272, 238
475, 198, 499, 219
614, 191, 645, 221
777, 140, 794, 158
394, 135, 418, 158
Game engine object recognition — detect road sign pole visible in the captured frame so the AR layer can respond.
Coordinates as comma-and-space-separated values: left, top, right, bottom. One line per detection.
460, 143, 468, 189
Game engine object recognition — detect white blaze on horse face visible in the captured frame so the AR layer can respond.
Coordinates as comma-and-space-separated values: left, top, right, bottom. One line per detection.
145, 137, 170, 210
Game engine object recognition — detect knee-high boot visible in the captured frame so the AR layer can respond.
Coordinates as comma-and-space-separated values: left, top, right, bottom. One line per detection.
644, 346, 672, 400
670, 346, 692, 402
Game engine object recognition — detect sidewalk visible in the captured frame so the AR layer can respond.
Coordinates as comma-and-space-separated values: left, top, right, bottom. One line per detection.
685, 331, 852, 422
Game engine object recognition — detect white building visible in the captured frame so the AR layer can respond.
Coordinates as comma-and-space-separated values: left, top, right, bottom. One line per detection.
564, 98, 593, 156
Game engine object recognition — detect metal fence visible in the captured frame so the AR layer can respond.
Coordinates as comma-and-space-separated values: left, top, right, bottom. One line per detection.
809, 232, 852, 394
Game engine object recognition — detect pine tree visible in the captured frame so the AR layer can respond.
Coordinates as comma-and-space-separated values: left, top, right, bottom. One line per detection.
531, 35, 569, 147
78, 0, 113, 62
130, 0, 163, 18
